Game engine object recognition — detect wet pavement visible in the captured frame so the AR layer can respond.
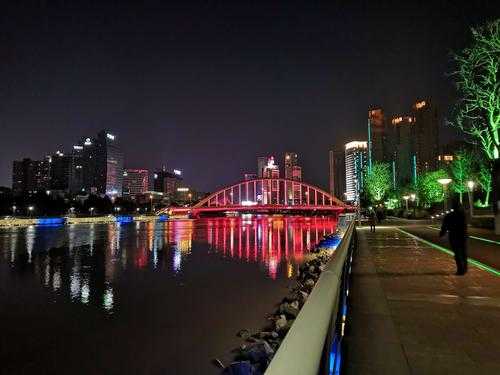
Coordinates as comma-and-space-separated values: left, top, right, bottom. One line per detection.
344, 226, 500, 375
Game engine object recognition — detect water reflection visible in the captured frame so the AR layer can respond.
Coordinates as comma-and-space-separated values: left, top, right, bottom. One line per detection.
0, 215, 336, 314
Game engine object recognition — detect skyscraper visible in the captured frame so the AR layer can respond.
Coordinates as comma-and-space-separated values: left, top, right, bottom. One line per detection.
257, 156, 268, 178
284, 152, 299, 179
12, 157, 51, 195
344, 141, 367, 204
412, 99, 439, 172
329, 149, 346, 200
367, 108, 386, 168
123, 169, 149, 197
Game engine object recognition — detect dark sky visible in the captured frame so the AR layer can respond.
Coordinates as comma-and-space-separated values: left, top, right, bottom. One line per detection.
1, 1, 498, 192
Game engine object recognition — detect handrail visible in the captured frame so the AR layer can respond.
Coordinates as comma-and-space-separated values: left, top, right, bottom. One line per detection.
265, 219, 356, 375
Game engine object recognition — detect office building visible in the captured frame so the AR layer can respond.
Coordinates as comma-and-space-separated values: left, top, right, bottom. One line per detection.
257, 156, 268, 178
68, 144, 85, 194
329, 149, 346, 200
153, 167, 183, 201
344, 141, 367, 204
367, 108, 387, 168
12, 157, 51, 195
284, 152, 299, 179
262, 156, 280, 179
123, 169, 149, 197
412, 100, 439, 172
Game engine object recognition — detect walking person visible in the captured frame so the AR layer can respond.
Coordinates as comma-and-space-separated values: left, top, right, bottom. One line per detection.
439, 199, 468, 275
369, 209, 377, 233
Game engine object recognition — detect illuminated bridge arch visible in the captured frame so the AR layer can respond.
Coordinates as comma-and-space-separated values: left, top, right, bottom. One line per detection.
192, 178, 346, 212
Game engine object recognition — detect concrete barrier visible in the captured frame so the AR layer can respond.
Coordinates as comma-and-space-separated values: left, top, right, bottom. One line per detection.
265, 220, 355, 375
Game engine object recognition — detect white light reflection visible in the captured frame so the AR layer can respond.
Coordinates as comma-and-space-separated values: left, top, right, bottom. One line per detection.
26, 226, 35, 263
81, 278, 90, 304
103, 286, 114, 312
173, 248, 181, 273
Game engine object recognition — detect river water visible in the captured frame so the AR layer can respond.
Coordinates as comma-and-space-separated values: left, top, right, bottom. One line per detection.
0, 215, 337, 374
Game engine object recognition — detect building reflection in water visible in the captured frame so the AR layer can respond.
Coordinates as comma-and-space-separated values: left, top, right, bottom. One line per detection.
0, 215, 336, 313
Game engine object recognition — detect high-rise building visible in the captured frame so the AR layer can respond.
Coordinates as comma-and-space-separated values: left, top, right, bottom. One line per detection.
262, 156, 280, 179
153, 167, 183, 201
291, 165, 302, 181
367, 108, 386, 168
69, 144, 85, 194
49, 150, 72, 191
329, 149, 346, 200
392, 116, 416, 187
344, 141, 367, 204
79, 131, 124, 196
12, 157, 51, 195
123, 169, 149, 197
412, 99, 439, 172
284, 152, 299, 179
257, 156, 268, 178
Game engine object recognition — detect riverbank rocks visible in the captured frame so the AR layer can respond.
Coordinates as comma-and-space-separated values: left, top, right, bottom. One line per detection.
221, 238, 336, 374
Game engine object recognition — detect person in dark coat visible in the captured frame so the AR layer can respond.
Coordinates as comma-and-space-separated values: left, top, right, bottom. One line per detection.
369, 209, 377, 233
439, 199, 468, 275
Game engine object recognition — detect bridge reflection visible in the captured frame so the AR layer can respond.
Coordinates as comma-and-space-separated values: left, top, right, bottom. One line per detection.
204, 216, 337, 279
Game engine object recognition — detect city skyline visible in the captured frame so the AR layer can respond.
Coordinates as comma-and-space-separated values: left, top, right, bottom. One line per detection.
1, 2, 497, 192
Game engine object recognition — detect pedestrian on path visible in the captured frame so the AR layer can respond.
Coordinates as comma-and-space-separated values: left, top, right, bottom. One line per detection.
439, 199, 468, 275
369, 209, 377, 233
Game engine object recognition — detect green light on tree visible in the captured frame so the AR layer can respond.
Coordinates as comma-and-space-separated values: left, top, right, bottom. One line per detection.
364, 162, 391, 203
477, 160, 493, 207
417, 169, 449, 207
450, 19, 500, 160
450, 150, 473, 203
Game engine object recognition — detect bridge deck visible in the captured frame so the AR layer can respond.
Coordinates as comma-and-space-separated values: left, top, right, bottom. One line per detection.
344, 226, 500, 374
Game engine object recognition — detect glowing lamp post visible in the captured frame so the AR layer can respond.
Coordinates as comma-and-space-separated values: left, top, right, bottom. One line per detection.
437, 178, 452, 212
150, 194, 154, 213
89, 207, 95, 216
12, 205, 17, 217
28, 206, 34, 218
467, 180, 475, 218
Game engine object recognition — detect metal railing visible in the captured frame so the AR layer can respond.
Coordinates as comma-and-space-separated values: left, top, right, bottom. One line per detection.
265, 217, 356, 375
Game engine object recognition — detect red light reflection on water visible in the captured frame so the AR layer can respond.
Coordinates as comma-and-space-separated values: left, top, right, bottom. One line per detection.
203, 215, 337, 279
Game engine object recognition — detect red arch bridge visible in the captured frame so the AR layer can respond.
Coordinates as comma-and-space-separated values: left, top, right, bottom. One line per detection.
160, 178, 348, 217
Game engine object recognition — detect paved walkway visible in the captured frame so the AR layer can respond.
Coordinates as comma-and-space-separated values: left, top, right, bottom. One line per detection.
343, 227, 500, 374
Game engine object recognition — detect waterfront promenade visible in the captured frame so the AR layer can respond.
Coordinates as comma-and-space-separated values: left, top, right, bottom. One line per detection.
344, 225, 500, 374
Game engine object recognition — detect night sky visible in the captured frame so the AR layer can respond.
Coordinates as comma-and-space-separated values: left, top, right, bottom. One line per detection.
1, 1, 498, 192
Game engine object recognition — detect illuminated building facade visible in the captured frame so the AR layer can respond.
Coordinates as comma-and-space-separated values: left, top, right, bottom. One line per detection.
244, 173, 257, 181
329, 149, 346, 200
123, 169, 149, 197
262, 156, 280, 179
412, 100, 439, 172
12, 157, 51, 195
344, 141, 367, 204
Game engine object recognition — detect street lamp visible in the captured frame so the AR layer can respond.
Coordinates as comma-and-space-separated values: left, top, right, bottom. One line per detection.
28, 206, 34, 218
437, 178, 452, 212
150, 194, 154, 213
467, 180, 475, 218
403, 195, 410, 211
12, 205, 16, 216
89, 207, 95, 216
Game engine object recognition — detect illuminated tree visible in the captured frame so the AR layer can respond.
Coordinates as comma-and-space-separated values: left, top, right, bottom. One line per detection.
477, 160, 493, 207
364, 162, 391, 203
450, 19, 500, 160
417, 169, 449, 207
450, 150, 473, 203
